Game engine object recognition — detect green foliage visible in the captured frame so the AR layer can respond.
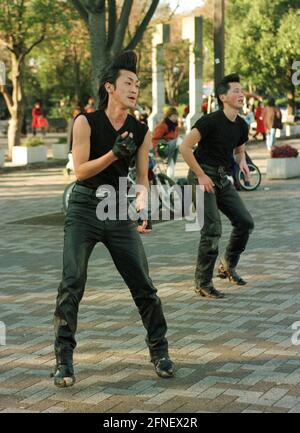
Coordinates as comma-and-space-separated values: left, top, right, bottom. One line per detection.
0, 0, 66, 48
47, 97, 74, 121
226, 0, 300, 99
23, 136, 44, 147
22, 3, 91, 112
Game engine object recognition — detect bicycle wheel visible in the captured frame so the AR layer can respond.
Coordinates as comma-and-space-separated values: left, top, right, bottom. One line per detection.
62, 181, 76, 214
236, 163, 261, 191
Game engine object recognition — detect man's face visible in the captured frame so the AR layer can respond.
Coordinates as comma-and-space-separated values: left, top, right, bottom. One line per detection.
220, 82, 245, 109
107, 70, 140, 109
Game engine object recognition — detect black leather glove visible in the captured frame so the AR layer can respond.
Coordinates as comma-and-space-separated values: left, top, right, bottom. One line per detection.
112, 134, 137, 159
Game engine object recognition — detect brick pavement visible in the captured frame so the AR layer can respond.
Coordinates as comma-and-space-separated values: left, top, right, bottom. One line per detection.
0, 140, 300, 413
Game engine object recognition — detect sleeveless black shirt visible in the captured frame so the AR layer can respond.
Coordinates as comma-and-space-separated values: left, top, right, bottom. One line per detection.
76, 110, 148, 190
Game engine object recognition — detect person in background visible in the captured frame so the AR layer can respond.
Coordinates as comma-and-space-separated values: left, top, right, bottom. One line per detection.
202, 97, 208, 115
152, 107, 181, 179
253, 101, 266, 141
244, 102, 255, 129
183, 104, 189, 118
84, 97, 95, 113
139, 111, 148, 126
134, 109, 141, 121
263, 98, 282, 152
31, 101, 43, 136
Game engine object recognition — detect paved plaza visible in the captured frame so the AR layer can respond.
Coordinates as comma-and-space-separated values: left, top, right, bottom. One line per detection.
0, 139, 300, 413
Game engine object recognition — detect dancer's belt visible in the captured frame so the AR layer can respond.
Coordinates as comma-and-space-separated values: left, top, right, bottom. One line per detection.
73, 184, 127, 200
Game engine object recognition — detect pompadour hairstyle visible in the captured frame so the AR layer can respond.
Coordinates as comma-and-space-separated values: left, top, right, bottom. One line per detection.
98, 51, 138, 110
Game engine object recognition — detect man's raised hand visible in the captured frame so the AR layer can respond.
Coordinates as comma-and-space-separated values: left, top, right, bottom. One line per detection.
112, 132, 137, 159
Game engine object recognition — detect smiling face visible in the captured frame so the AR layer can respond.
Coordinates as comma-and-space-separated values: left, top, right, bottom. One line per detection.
219, 82, 245, 110
105, 70, 140, 110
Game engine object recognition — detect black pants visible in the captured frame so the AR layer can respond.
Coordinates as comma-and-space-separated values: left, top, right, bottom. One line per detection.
188, 165, 254, 287
54, 184, 169, 362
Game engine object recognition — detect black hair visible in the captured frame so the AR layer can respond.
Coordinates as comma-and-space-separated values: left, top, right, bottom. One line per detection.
216, 73, 240, 109
98, 51, 138, 110
268, 98, 275, 107
164, 106, 178, 121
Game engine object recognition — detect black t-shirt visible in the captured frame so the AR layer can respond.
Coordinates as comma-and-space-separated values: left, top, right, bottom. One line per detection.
192, 110, 249, 169
76, 110, 148, 189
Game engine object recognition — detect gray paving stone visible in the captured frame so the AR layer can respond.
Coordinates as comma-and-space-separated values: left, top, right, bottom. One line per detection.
1, 141, 300, 412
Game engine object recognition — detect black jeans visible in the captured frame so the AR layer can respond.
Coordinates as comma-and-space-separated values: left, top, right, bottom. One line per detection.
54, 184, 169, 362
188, 165, 254, 287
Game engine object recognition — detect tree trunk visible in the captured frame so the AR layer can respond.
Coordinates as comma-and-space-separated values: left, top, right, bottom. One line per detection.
74, 55, 81, 104
7, 54, 24, 160
8, 115, 21, 157
71, 0, 160, 104
88, 10, 107, 101
165, 69, 185, 106
286, 67, 296, 118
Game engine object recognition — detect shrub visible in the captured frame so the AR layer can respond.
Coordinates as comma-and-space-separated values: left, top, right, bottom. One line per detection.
271, 145, 299, 158
23, 137, 44, 147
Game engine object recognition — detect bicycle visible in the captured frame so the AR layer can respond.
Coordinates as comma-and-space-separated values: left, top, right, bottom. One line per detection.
127, 150, 182, 218
62, 151, 182, 216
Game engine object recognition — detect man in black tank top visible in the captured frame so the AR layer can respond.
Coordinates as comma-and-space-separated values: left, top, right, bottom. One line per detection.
180, 74, 254, 299
52, 51, 174, 387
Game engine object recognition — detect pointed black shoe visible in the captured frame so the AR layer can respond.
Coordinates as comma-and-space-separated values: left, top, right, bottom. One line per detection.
153, 357, 175, 378
217, 262, 247, 286
51, 362, 76, 388
195, 284, 224, 299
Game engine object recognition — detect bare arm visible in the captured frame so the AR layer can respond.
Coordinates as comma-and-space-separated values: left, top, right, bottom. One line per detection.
234, 144, 250, 181
233, 143, 246, 164
72, 115, 118, 181
180, 128, 215, 193
135, 130, 151, 233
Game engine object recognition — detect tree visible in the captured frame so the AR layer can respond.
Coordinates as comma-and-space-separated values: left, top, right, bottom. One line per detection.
132, 2, 215, 107
226, 0, 300, 111
0, 0, 63, 159
70, 0, 160, 98
27, 6, 91, 111
277, 8, 300, 114
163, 40, 189, 106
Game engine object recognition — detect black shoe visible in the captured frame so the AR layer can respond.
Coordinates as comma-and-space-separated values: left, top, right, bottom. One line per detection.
195, 285, 225, 299
217, 262, 247, 285
153, 357, 175, 378
51, 362, 76, 388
